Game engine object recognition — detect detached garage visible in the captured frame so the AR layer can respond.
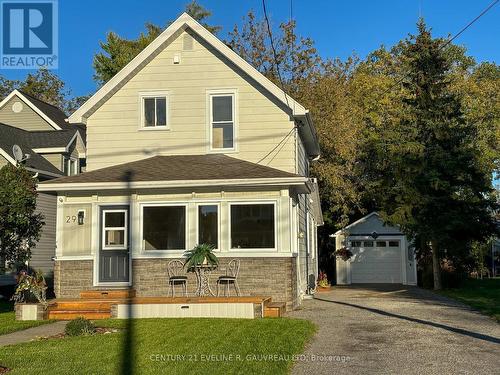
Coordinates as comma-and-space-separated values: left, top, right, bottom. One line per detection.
333, 213, 417, 285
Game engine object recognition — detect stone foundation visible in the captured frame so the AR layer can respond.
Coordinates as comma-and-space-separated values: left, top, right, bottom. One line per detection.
54, 257, 298, 310
54, 260, 93, 298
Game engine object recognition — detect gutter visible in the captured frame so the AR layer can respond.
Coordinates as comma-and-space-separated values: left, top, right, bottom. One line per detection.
37, 176, 309, 192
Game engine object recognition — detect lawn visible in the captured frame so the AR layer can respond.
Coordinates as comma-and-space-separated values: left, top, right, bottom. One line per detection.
0, 300, 52, 335
0, 318, 316, 375
439, 278, 500, 322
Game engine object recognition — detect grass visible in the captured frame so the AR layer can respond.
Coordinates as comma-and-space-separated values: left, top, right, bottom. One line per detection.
0, 318, 316, 375
0, 300, 52, 335
439, 278, 500, 322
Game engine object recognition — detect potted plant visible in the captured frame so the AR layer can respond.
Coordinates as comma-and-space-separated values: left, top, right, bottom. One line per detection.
316, 271, 331, 291
184, 244, 219, 269
334, 247, 353, 261
11, 269, 48, 320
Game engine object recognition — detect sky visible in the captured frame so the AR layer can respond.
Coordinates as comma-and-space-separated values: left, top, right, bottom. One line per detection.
1, 0, 498, 97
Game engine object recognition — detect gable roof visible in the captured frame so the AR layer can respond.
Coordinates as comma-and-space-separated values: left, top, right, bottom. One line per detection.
68, 13, 320, 157
0, 123, 63, 177
38, 154, 308, 191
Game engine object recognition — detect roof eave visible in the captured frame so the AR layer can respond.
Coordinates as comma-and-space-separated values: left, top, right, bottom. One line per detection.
37, 176, 309, 192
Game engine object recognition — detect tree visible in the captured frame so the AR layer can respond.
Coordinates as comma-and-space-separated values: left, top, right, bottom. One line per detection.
93, 1, 220, 84
0, 68, 89, 114
373, 21, 498, 289
0, 164, 44, 274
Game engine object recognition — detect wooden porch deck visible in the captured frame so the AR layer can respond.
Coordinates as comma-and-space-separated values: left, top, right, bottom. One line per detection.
47, 290, 284, 320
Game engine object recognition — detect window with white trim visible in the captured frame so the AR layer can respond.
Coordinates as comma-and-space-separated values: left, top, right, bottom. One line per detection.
230, 203, 275, 249
142, 206, 186, 250
141, 94, 168, 128
64, 157, 78, 176
209, 93, 235, 150
197, 205, 219, 249
102, 210, 127, 249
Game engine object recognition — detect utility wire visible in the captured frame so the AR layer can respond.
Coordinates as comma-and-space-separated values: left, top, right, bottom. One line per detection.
258, 0, 298, 165
262, 0, 291, 112
380, 0, 499, 98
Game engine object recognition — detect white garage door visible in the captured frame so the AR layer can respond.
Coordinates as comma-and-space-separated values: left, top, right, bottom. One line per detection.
350, 239, 402, 283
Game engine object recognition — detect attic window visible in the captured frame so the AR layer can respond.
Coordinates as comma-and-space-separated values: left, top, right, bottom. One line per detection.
140, 92, 169, 129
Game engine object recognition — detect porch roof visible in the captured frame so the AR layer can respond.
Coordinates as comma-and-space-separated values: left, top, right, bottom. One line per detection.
38, 154, 309, 191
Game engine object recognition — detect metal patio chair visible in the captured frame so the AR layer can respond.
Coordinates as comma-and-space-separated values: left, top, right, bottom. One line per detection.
167, 260, 188, 297
217, 259, 241, 297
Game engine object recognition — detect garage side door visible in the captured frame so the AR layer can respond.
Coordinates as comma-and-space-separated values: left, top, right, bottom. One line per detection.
350, 240, 402, 283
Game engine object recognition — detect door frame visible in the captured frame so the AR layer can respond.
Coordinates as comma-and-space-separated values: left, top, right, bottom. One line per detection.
93, 203, 132, 287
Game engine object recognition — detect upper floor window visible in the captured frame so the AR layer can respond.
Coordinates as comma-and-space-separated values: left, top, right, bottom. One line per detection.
64, 157, 78, 176
140, 92, 168, 129
209, 91, 235, 150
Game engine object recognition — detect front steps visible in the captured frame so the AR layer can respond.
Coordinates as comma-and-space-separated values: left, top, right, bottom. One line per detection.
47, 290, 285, 320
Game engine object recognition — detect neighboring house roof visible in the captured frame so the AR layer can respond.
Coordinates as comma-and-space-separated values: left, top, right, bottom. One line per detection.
0, 123, 63, 177
68, 13, 320, 158
39, 154, 309, 191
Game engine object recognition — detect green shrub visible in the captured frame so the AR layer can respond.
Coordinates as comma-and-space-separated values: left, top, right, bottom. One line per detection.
65, 317, 95, 336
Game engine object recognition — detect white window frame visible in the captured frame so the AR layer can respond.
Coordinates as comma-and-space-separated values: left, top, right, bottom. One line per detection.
102, 209, 128, 250
207, 89, 237, 152
228, 201, 277, 251
140, 203, 188, 253
195, 203, 221, 251
65, 157, 78, 176
139, 91, 170, 130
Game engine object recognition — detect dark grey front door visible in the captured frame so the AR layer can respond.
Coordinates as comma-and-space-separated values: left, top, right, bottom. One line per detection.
99, 206, 129, 283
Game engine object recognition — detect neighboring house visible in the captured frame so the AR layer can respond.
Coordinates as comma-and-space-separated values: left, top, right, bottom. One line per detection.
0, 90, 86, 276
333, 212, 417, 285
38, 13, 322, 310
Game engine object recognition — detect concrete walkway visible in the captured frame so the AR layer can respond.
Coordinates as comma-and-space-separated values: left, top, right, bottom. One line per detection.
288, 285, 500, 375
0, 321, 66, 347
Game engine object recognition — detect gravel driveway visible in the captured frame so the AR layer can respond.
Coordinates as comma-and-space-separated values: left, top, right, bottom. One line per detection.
288, 285, 500, 375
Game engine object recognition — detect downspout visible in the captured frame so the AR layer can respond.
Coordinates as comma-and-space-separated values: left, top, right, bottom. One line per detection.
305, 204, 310, 294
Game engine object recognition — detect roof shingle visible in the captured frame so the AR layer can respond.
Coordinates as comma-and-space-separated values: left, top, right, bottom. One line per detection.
42, 154, 302, 184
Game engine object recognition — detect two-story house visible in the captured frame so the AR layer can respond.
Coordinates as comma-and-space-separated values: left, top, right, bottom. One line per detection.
39, 13, 322, 310
0, 90, 86, 276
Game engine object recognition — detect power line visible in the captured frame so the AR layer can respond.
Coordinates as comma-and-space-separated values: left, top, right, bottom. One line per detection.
257, 0, 298, 166
262, 0, 291, 112
380, 0, 499, 98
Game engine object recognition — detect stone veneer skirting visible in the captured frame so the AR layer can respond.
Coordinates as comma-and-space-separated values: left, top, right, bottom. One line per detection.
54, 257, 298, 310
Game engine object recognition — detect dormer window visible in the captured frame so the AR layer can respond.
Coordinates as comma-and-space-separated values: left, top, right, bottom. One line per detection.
208, 90, 236, 151
140, 92, 169, 129
64, 157, 78, 176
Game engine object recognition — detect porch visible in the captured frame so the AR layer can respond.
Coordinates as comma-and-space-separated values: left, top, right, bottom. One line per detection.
47, 289, 285, 320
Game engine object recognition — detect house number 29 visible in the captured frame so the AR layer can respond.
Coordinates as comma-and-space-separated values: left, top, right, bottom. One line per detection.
66, 216, 77, 223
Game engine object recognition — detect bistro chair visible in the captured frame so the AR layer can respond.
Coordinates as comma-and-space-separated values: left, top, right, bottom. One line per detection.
217, 259, 240, 297
167, 260, 188, 297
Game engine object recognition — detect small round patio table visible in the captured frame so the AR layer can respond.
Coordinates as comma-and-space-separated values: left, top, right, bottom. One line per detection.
193, 264, 217, 297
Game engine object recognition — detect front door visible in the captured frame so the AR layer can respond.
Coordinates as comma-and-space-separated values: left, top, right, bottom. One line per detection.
99, 206, 129, 283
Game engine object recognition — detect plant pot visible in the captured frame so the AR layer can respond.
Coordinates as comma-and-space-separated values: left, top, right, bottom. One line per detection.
15, 303, 47, 321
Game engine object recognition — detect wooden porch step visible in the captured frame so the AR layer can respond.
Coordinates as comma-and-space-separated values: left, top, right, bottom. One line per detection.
49, 300, 117, 311
47, 310, 112, 320
80, 289, 136, 299
263, 302, 286, 318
